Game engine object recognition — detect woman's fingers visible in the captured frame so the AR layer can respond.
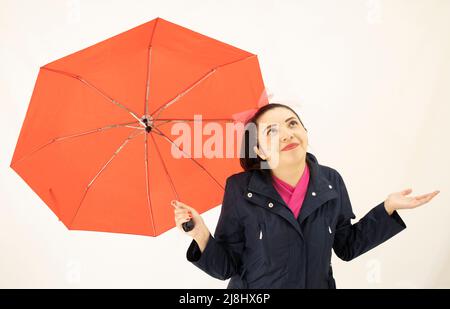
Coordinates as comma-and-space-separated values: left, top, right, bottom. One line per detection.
388, 189, 440, 211
171, 200, 192, 210
414, 192, 428, 200
174, 209, 191, 219
174, 208, 189, 215
400, 188, 413, 195
175, 214, 192, 225
173, 200, 193, 225
414, 193, 432, 201
408, 191, 440, 208
175, 215, 191, 223
175, 212, 191, 219
172, 200, 201, 218
171, 200, 190, 209
172, 200, 195, 217
171, 200, 205, 235
415, 191, 440, 203
171, 200, 180, 208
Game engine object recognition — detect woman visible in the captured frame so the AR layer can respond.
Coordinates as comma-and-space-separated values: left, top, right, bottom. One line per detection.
172, 103, 440, 288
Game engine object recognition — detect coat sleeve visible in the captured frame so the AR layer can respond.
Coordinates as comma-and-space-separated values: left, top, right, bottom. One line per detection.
332, 172, 407, 261
185, 177, 245, 280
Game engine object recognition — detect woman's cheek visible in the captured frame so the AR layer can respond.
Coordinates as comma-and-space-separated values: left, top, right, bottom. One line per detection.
266, 139, 279, 153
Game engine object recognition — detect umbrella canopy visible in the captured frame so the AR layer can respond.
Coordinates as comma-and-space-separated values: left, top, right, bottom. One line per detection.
10, 17, 267, 237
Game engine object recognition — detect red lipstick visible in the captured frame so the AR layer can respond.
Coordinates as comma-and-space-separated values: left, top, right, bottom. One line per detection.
281, 143, 299, 151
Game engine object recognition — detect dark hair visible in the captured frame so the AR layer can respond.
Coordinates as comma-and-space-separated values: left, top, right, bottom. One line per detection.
239, 103, 307, 171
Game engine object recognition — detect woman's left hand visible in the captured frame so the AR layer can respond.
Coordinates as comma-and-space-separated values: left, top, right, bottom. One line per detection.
384, 188, 440, 215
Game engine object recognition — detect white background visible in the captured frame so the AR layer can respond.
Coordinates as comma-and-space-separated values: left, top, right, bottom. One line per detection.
1, 0, 449, 288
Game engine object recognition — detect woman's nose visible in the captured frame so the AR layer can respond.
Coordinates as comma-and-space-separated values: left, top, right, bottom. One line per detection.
281, 132, 294, 143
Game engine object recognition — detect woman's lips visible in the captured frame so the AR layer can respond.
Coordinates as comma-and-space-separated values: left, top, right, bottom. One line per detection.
281, 143, 299, 151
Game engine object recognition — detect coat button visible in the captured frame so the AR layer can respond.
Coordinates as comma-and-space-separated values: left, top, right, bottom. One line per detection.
247, 192, 252, 198
312, 192, 316, 196
329, 185, 333, 189
268, 202, 274, 208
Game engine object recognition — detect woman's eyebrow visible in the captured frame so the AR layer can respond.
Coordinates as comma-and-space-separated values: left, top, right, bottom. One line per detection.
285, 117, 296, 123
263, 117, 297, 133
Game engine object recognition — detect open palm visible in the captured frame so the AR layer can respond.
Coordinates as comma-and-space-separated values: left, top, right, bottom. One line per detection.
385, 188, 440, 214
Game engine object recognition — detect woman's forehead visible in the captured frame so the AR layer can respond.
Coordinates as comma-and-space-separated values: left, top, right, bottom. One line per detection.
258, 107, 297, 125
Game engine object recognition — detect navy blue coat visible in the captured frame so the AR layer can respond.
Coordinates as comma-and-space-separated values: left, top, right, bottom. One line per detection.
186, 152, 406, 288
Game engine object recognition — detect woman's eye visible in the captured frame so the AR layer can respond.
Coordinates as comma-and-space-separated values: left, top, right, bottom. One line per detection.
289, 120, 298, 127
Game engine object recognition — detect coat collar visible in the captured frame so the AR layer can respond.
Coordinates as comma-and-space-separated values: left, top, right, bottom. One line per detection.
245, 152, 339, 237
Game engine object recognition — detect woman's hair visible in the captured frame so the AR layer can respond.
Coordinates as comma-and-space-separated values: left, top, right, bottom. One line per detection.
239, 103, 307, 171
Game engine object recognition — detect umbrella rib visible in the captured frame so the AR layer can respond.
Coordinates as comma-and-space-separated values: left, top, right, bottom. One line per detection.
68, 129, 145, 228
216, 54, 256, 69
11, 121, 143, 167
148, 54, 256, 120
156, 118, 235, 121
144, 46, 153, 117
52, 121, 145, 141
151, 126, 224, 191
41, 67, 146, 127
143, 18, 159, 118
149, 132, 180, 201
144, 133, 157, 236
149, 69, 217, 120
153, 118, 235, 129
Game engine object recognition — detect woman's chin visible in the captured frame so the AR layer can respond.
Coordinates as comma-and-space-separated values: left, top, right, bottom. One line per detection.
283, 148, 306, 160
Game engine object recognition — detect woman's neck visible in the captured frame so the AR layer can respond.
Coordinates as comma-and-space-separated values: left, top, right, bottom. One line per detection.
270, 159, 307, 187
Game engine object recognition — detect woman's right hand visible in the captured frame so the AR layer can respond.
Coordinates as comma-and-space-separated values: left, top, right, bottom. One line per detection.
172, 200, 210, 242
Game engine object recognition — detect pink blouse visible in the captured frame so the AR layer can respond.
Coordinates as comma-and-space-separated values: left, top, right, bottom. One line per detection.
271, 163, 310, 219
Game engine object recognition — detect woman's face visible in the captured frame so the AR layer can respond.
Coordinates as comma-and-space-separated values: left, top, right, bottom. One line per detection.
256, 107, 308, 169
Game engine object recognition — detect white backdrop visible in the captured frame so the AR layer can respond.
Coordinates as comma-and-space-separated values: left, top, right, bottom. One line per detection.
1, 0, 449, 288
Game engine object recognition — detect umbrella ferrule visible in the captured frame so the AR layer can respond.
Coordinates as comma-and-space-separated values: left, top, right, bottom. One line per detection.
141, 115, 153, 133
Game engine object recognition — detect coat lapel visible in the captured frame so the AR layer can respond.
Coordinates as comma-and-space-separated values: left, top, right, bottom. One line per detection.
246, 167, 303, 238
245, 152, 339, 238
297, 153, 339, 225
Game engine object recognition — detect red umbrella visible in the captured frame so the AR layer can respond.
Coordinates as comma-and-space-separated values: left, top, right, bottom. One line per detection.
10, 17, 267, 237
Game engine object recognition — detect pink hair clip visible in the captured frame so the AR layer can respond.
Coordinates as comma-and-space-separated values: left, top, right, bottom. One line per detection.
231, 88, 272, 124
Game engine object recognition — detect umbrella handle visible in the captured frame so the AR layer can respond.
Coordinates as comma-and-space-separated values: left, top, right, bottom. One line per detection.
182, 219, 195, 232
